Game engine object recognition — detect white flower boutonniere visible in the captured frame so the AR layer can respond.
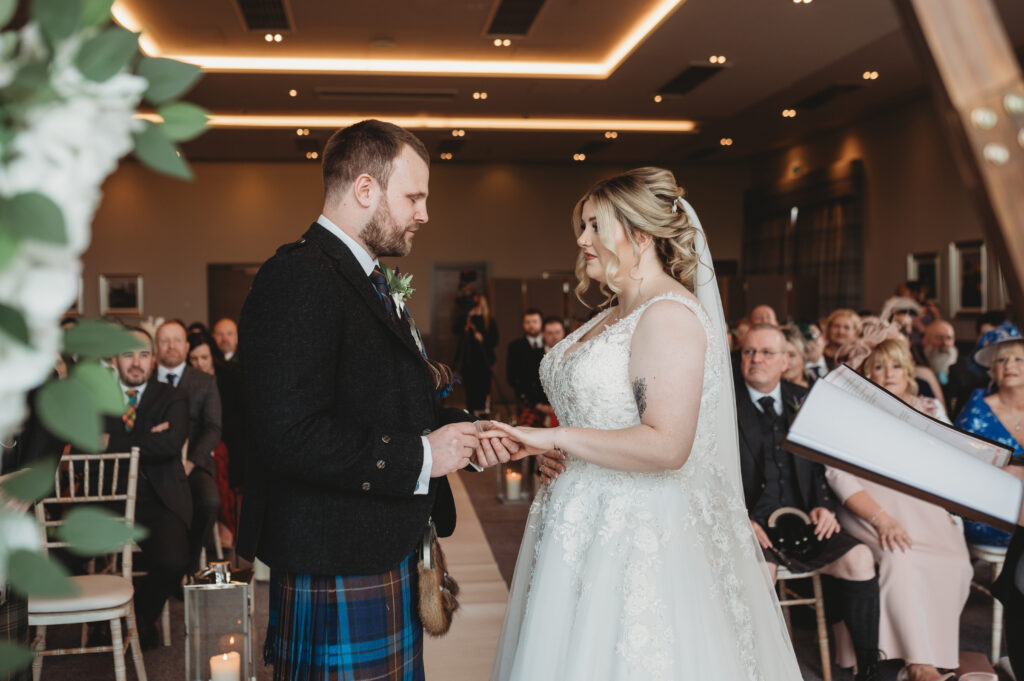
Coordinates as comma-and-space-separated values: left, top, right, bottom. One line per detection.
380, 263, 414, 312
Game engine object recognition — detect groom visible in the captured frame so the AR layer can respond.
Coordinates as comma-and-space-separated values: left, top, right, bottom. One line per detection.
238, 120, 490, 680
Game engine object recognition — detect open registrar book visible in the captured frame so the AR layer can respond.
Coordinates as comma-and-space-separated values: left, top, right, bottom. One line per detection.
783, 365, 1024, 531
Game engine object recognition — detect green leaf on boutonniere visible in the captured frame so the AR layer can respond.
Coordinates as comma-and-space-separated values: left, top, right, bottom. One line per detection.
156, 102, 208, 141
0, 192, 66, 244
32, 0, 82, 46
132, 120, 192, 180
380, 263, 414, 303
137, 57, 202, 105
74, 26, 139, 82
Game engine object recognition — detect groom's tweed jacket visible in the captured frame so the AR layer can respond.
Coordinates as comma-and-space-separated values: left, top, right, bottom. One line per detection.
237, 223, 469, 576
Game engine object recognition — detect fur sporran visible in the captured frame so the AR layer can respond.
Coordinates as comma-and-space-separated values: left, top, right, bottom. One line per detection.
417, 521, 460, 636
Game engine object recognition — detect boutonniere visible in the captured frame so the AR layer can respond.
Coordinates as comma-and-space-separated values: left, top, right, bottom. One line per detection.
380, 263, 414, 311
786, 395, 806, 413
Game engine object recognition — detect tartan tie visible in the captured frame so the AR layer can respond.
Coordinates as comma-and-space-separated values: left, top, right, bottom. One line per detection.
122, 389, 138, 432
369, 267, 397, 320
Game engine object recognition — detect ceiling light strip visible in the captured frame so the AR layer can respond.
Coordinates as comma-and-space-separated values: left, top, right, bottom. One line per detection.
137, 113, 696, 133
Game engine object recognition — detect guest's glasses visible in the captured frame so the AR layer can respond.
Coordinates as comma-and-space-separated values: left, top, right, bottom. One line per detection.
740, 348, 781, 358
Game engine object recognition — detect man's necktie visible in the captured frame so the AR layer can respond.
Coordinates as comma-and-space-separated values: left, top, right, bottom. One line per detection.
166, 373, 177, 387
369, 267, 397, 321
122, 389, 138, 432
758, 395, 778, 428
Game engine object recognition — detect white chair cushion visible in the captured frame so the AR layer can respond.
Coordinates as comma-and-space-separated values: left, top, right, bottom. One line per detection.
29, 575, 134, 614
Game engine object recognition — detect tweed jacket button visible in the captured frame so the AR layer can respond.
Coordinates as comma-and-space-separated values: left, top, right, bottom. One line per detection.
362, 482, 371, 491
381, 434, 391, 444
376, 460, 386, 469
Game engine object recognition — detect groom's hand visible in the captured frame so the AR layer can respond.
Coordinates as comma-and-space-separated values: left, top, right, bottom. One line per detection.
427, 422, 481, 477
473, 420, 519, 468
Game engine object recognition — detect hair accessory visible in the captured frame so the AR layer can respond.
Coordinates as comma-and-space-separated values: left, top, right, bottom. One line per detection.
671, 196, 685, 214
834, 316, 904, 370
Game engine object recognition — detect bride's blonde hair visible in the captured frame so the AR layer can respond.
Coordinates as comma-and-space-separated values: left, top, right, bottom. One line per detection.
572, 166, 701, 306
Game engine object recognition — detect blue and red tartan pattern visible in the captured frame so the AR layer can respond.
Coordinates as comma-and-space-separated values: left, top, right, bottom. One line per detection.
264, 552, 424, 681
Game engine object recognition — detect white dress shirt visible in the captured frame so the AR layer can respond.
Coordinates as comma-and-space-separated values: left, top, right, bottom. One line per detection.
157, 362, 186, 386
120, 381, 147, 405
526, 334, 542, 350
805, 357, 828, 379
745, 382, 783, 416
317, 214, 433, 495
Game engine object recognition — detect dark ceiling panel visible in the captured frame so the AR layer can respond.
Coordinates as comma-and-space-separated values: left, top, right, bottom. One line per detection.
796, 83, 865, 109
234, 0, 291, 31
314, 87, 458, 102
487, 0, 546, 36
657, 63, 725, 97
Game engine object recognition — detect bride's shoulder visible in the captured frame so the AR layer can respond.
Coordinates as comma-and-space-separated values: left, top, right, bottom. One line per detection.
632, 289, 708, 348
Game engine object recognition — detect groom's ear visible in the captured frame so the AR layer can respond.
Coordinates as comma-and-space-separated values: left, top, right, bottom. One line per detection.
351, 173, 377, 209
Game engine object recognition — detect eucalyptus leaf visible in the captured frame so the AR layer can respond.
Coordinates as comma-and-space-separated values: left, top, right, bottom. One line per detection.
2, 61, 50, 103
0, 223, 17, 271
0, 641, 33, 677
73, 361, 124, 415
156, 102, 208, 142
32, 0, 82, 46
36, 377, 103, 452
132, 121, 192, 180
137, 57, 201, 105
7, 549, 78, 598
63, 319, 144, 358
0, 300, 28, 345
74, 26, 138, 82
0, 457, 56, 503
80, 0, 114, 28
0, 0, 17, 30
57, 506, 147, 555
0, 192, 67, 244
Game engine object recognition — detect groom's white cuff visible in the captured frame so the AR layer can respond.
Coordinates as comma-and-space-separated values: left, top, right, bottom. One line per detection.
414, 436, 432, 495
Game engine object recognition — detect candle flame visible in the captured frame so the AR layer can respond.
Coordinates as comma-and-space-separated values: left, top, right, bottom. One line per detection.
229, 636, 235, 645
221, 654, 229, 660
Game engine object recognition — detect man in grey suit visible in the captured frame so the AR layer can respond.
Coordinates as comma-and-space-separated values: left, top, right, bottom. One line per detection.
155, 319, 222, 570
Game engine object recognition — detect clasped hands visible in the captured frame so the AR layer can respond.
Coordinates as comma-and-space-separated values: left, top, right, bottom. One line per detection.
427, 421, 566, 479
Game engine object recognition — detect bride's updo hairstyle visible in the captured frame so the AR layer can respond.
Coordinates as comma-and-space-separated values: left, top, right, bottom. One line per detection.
572, 166, 700, 305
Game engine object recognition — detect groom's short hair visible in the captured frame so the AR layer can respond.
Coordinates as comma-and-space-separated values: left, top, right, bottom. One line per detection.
322, 120, 429, 201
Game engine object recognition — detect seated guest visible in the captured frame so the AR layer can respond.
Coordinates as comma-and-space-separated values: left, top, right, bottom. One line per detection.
954, 321, 1024, 548
506, 309, 545, 423
155, 320, 222, 570
750, 304, 779, 326
881, 297, 943, 399
780, 324, 811, 389
104, 327, 191, 649
187, 321, 209, 337
947, 310, 1007, 419
824, 309, 862, 369
737, 323, 880, 681
922, 320, 958, 390
799, 321, 828, 380
827, 337, 971, 681
212, 318, 239, 364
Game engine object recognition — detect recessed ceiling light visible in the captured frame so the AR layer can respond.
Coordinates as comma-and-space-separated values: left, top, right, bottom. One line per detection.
274, 34, 282, 42
653, 94, 663, 103
493, 38, 502, 47
719, 137, 733, 146
793, 0, 812, 4
305, 151, 319, 160
709, 55, 726, 64
451, 129, 465, 137
604, 131, 618, 139
296, 128, 309, 136
472, 91, 488, 100
264, 34, 273, 42
782, 108, 797, 118
573, 153, 586, 161
440, 152, 453, 160
288, 89, 297, 97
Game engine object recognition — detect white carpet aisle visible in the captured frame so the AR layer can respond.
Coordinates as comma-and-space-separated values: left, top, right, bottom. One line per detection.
424, 472, 510, 680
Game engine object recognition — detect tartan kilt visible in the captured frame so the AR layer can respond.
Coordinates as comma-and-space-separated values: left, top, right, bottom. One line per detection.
0, 591, 30, 681
265, 552, 423, 681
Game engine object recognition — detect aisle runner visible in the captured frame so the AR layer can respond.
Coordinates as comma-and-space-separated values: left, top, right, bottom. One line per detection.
424, 473, 509, 679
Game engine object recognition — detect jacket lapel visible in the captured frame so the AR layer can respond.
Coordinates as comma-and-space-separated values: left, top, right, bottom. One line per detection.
302, 224, 423, 359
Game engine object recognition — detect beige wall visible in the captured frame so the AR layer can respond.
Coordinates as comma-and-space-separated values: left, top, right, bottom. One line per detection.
84, 159, 749, 334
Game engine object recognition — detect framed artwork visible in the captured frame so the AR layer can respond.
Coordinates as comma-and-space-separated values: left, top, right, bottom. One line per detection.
906, 251, 941, 307
64, 276, 84, 317
99, 274, 144, 316
948, 240, 986, 316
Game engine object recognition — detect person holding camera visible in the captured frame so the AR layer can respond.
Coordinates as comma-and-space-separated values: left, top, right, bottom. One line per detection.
453, 292, 499, 417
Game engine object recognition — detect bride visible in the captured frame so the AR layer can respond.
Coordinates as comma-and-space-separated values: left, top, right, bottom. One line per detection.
482, 167, 803, 680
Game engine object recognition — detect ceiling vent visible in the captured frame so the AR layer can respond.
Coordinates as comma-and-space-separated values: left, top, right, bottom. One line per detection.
487, 0, 546, 36
314, 87, 458, 102
234, 0, 291, 31
796, 83, 864, 109
657, 63, 726, 97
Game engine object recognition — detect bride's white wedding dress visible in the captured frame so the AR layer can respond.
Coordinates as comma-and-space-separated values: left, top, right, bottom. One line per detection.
490, 205, 802, 681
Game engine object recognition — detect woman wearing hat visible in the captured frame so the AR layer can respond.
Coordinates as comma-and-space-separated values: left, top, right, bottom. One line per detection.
954, 321, 1024, 547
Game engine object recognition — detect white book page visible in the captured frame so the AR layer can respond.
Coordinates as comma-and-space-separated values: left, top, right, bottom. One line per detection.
788, 380, 1023, 526
823, 365, 1011, 467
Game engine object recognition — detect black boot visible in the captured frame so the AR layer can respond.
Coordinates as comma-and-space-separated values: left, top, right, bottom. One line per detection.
836, 575, 881, 681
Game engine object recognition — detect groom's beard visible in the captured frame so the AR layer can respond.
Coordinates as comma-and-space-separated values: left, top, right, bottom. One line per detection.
363, 200, 413, 258
925, 344, 958, 376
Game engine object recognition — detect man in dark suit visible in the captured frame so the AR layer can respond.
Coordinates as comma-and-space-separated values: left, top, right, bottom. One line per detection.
155, 320, 222, 570
212, 318, 239, 364
238, 120, 509, 680
506, 309, 546, 425
737, 323, 881, 681
103, 327, 191, 648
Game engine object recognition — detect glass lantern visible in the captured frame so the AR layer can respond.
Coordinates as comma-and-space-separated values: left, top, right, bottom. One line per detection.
496, 458, 534, 504
184, 562, 255, 681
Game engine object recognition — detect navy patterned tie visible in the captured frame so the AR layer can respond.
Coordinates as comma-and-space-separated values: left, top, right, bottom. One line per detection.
369, 267, 396, 320
758, 395, 778, 428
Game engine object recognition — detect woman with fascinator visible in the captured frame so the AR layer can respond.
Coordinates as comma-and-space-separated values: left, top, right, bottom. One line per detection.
483, 168, 801, 680
827, 326, 972, 681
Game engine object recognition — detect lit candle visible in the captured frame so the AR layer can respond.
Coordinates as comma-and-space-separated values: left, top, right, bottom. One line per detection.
210, 651, 240, 681
505, 470, 522, 500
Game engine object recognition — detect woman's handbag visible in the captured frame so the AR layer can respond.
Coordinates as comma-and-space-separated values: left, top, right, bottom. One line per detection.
766, 506, 824, 567
417, 520, 460, 636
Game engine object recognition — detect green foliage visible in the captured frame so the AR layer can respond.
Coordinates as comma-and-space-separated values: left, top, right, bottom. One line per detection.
137, 57, 202, 105
7, 549, 77, 598
80, 0, 114, 28
37, 377, 103, 452
32, 0, 82, 46
0, 61, 52, 106
75, 27, 139, 83
73, 361, 124, 415
57, 506, 147, 555
132, 120, 192, 180
0, 192, 67, 245
0, 641, 34, 677
63, 319, 144, 358
0, 457, 56, 503
0, 301, 28, 345
0, 0, 16, 30
157, 102, 208, 142
0, 224, 17, 271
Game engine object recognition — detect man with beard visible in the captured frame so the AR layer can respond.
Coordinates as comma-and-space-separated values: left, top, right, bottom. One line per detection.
239, 120, 514, 680
922, 320, 958, 405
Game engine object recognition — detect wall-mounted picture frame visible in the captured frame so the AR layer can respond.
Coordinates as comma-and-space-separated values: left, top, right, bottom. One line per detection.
99, 274, 144, 316
64, 276, 84, 317
948, 240, 986, 317
906, 251, 942, 309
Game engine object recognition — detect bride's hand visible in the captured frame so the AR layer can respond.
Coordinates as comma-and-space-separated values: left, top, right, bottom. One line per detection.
478, 421, 559, 458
